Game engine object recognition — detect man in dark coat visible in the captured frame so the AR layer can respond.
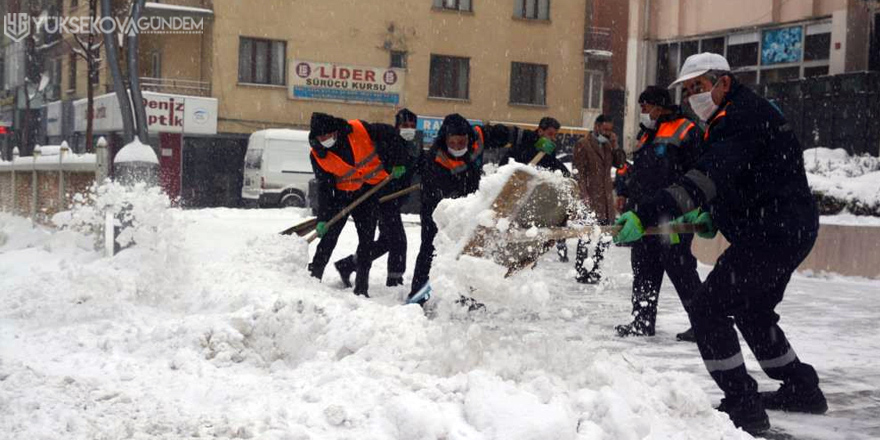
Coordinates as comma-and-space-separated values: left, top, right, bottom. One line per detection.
614, 53, 826, 435
307, 112, 407, 298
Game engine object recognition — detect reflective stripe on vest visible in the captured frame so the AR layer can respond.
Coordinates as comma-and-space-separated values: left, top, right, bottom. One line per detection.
434, 125, 485, 175
704, 104, 731, 141
653, 118, 696, 146
310, 119, 389, 191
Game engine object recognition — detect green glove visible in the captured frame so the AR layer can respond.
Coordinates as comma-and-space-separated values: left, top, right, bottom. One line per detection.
535, 137, 556, 155
315, 221, 329, 238
391, 165, 407, 179
673, 209, 718, 239
613, 211, 645, 244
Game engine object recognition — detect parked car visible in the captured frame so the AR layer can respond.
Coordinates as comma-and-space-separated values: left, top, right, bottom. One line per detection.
241, 129, 313, 208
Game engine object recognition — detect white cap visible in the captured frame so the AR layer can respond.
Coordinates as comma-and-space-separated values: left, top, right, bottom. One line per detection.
669, 52, 731, 88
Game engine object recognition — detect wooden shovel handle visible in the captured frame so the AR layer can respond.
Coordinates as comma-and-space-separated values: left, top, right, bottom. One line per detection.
306, 174, 394, 243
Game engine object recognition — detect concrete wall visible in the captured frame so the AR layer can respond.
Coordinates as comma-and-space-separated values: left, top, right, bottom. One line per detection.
209, 0, 587, 134
691, 226, 880, 279
648, 0, 848, 40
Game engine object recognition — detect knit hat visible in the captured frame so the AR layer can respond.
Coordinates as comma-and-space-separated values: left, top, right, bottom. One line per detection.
638, 86, 675, 109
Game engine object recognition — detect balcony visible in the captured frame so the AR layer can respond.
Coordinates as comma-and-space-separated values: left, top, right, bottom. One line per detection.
140, 77, 212, 97
584, 27, 613, 58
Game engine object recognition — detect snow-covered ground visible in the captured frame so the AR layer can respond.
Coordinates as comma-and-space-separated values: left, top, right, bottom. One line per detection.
1, 201, 879, 439
804, 148, 880, 215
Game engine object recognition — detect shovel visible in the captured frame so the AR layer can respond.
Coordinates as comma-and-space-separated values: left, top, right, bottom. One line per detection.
304, 174, 394, 243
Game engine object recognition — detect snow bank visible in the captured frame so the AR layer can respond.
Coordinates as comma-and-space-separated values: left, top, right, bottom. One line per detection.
0, 203, 754, 439
804, 148, 880, 216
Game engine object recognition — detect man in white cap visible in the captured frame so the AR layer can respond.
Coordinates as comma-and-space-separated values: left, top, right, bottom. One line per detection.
612, 53, 825, 435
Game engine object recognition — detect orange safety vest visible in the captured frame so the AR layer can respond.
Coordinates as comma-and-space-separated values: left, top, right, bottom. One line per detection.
703, 104, 731, 141
637, 118, 696, 150
434, 125, 485, 175
311, 119, 389, 191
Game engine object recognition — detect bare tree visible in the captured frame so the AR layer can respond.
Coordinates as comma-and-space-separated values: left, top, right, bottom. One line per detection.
65, 0, 103, 152
100, 0, 134, 143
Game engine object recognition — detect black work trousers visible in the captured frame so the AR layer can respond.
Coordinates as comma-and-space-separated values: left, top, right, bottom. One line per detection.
689, 237, 821, 398
340, 204, 407, 280
628, 234, 702, 333
309, 197, 379, 294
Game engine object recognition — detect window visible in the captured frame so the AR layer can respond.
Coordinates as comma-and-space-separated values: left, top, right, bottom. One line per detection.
583, 70, 603, 109
804, 23, 831, 62
510, 62, 547, 105
429, 55, 469, 100
804, 65, 829, 78
432, 0, 472, 11
238, 37, 286, 86
390, 51, 407, 69
680, 40, 699, 67
514, 0, 550, 20
150, 52, 161, 78
760, 66, 799, 85
656, 43, 678, 88
68, 52, 77, 92
727, 32, 759, 68
700, 37, 725, 55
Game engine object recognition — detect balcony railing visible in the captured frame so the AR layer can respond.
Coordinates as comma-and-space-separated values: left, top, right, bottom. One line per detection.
584, 27, 613, 55
140, 77, 212, 97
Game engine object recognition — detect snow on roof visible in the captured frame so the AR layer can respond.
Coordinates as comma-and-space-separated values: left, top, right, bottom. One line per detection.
143, 3, 214, 15
115, 138, 159, 165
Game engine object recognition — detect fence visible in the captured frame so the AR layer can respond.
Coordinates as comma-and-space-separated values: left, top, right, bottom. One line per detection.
764, 71, 880, 156
0, 143, 110, 224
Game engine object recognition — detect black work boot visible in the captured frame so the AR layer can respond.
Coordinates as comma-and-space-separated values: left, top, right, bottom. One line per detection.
307, 263, 323, 281
676, 327, 696, 343
716, 395, 771, 435
761, 382, 828, 414
333, 256, 356, 288
386, 276, 404, 287
352, 288, 370, 298
615, 322, 655, 337
576, 270, 601, 285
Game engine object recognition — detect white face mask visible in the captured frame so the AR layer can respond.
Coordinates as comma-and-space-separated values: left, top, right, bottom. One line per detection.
639, 112, 656, 129
596, 134, 609, 144
319, 136, 336, 148
448, 147, 468, 158
688, 90, 719, 122
399, 128, 416, 141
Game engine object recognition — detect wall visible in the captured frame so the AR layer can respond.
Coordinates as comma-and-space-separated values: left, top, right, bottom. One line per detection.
209, 0, 587, 134
691, 225, 880, 279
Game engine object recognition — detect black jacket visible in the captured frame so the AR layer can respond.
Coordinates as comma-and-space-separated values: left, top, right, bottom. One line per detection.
637, 83, 818, 245
381, 136, 423, 210
309, 117, 406, 222
419, 115, 508, 214
499, 126, 571, 176
622, 111, 703, 212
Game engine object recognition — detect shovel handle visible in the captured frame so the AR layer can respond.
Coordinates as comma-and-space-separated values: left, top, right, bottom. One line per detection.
306, 174, 395, 243
528, 151, 546, 166
507, 223, 707, 243
379, 183, 421, 204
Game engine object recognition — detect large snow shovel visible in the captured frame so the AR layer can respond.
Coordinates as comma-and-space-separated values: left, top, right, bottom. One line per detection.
304, 174, 394, 243
459, 151, 583, 275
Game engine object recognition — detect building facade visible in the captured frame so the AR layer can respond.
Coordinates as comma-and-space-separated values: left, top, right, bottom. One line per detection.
624, 0, 880, 151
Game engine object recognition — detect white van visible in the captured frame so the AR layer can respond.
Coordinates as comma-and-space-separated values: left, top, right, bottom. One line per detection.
242, 129, 314, 208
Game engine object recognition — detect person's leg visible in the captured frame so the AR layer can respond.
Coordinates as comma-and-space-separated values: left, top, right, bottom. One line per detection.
688, 245, 769, 433
556, 240, 569, 262
574, 238, 591, 274
662, 234, 702, 341
308, 214, 348, 280
732, 241, 826, 413
410, 206, 438, 299
618, 238, 664, 336
350, 199, 379, 297
382, 207, 407, 286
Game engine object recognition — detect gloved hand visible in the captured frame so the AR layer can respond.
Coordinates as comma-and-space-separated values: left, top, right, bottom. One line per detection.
673, 209, 718, 239
613, 211, 645, 244
534, 137, 556, 155
391, 165, 407, 179
315, 221, 329, 238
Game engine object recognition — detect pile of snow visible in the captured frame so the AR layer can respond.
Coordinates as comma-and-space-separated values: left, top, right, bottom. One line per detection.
0, 204, 754, 439
115, 137, 159, 164
804, 148, 880, 216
